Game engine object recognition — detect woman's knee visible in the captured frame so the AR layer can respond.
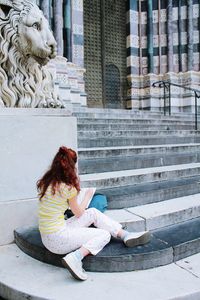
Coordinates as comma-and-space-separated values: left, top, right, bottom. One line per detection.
101, 229, 111, 243
87, 207, 99, 215
86, 207, 100, 219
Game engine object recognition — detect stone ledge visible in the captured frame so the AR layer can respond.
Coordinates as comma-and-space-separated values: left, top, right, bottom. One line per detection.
0, 108, 72, 116
14, 217, 200, 272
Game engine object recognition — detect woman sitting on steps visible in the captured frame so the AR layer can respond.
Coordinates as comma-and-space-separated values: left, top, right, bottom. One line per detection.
37, 146, 150, 281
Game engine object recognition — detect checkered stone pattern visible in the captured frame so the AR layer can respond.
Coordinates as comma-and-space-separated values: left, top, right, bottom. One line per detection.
127, 0, 200, 111
126, 0, 140, 108
138, 0, 200, 75
172, 1, 199, 72
72, 0, 84, 67
126, 0, 139, 77
192, 2, 200, 71
139, 0, 169, 76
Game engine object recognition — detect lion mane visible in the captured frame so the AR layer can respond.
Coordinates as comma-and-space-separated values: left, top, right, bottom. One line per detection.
0, 0, 62, 108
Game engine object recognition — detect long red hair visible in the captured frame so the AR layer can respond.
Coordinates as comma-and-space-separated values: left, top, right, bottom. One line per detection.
37, 146, 80, 200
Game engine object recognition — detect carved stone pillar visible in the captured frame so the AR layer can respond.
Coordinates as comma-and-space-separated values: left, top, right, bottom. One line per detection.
187, 0, 193, 71
126, 0, 140, 109
53, 0, 63, 56
178, 0, 182, 72
167, 0, 173, 72
147, 0, 154, 73
41, 0, 50, 23
71, 0, 84, 67
63, 0, 72, 61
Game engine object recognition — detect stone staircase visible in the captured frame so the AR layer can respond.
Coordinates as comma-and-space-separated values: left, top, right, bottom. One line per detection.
14, 108, 200, 273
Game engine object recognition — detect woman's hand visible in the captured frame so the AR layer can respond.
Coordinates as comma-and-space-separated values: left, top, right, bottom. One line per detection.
85, 188, 95, 202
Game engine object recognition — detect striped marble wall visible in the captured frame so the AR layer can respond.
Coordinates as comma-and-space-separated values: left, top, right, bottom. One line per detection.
127, 0, 200, 77
126, 0, 200, 111
38, 0, 84, 67
38, 0, 200, 111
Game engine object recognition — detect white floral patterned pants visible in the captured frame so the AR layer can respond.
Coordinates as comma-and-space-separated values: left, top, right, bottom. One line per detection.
40, 208, 122, 255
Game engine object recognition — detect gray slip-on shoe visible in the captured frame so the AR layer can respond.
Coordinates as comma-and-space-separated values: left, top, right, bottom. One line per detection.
62, 253, 88, 281
123, 231, 151, 248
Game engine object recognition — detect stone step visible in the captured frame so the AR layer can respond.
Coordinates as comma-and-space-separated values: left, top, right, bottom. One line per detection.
77, 117, 194, 125
77, 130, 200, 139
100, 175, 200, 209
73, 106, 192, 117
14, 215, 200, 273
78, 136, 200, 147
80, 163, 200, 189
78, 143, 200, 159
79, 151, 200, 174
105, 193, 200, 231
74, 111, 195, 122
78, 123, 195, 131
1, 245, 200, 300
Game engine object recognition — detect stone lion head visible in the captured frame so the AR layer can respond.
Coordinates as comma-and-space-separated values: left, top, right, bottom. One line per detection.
0, 0, 63, 108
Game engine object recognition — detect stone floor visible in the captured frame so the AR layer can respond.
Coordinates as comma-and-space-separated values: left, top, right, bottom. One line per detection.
1, 244, 200, 300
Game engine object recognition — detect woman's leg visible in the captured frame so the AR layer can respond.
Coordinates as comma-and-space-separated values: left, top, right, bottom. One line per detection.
65, 207, 122, 238
41, 225, 111, 281
41, 226, 111, 255
65, 208, 150, 247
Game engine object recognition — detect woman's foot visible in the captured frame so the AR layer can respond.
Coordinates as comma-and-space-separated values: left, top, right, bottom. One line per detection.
62, 253, 88, 281
123, 231, 151, 247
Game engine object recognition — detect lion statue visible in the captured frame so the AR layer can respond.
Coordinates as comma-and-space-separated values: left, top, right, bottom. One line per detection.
0, 0, 63, 108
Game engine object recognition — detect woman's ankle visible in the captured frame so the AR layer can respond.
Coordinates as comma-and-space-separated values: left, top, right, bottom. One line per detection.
73, 249, 84, 260
73, 247, 90, 260
117, 229, 129, 240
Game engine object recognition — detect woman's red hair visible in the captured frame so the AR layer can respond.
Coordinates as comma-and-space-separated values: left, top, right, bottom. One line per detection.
37, 146, 80, 199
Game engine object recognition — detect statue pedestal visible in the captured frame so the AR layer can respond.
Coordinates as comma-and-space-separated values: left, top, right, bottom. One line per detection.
49, 57, 87, 108
0, 108, 77, 245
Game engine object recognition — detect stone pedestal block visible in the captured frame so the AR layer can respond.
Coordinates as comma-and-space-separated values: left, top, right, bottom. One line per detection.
51, 56, 87, 107
0, 109, 77, 245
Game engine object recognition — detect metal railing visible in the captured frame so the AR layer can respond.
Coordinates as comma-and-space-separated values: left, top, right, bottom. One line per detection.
152, 80, 200, 130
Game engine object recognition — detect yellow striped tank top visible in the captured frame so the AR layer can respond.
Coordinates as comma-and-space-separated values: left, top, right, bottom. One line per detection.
38, 182, 77, 234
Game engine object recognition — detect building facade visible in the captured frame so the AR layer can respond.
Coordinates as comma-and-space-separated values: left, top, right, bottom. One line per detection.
38, 0, 200, 112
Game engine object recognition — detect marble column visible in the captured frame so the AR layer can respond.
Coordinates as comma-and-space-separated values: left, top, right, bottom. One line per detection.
41, 0, 50, 23
147, 0, 154, 73
178, 0, 182, 72
126, 0, 140, 109
187, 0, 193, 71
167, 0, 173, 72
63, 0, 72, 61
71, 0, 84, 67
126, 0, 139, 76
53, 0, 63, 56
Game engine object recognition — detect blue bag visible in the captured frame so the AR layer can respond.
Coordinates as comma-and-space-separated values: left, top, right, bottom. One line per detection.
88, 193, 108, 213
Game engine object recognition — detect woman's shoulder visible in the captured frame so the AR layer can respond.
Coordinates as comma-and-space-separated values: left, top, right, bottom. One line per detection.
60, 182, 77, 197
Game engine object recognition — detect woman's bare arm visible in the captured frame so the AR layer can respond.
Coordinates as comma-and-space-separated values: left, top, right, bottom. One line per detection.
68, 188, 94, 217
